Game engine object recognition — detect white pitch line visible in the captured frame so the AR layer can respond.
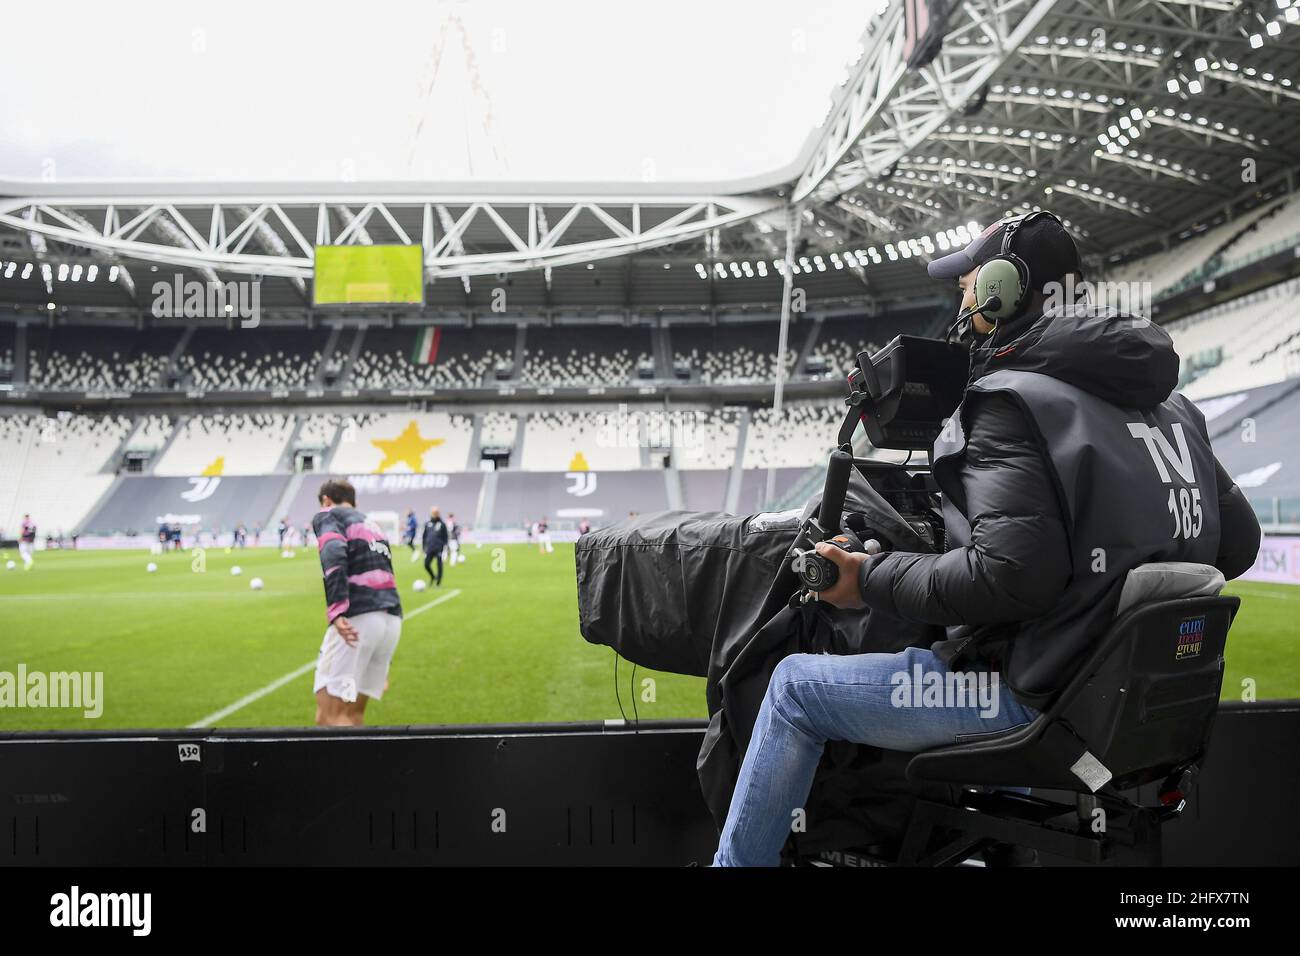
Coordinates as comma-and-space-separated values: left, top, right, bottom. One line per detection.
188, 588, 462, 728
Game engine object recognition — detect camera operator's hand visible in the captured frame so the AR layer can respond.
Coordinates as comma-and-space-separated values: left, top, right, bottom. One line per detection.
812, 542, 870, 609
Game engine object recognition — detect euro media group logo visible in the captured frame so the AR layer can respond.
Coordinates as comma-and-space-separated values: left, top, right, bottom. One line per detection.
151, 274, 260, 328
1176, 615, 1206, 661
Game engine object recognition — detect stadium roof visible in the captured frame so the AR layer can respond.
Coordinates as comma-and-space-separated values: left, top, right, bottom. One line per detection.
2, 0, 1299, 317
0, 0, 875, 184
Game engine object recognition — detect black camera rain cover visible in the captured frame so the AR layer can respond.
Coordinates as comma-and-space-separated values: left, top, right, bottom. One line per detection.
576, 508, 802, 678
575, 465, 936, 680
575, 467, 952, 845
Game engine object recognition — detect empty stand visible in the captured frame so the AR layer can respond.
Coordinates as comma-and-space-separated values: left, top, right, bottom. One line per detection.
296, 413, 344, 449
517, 326, 651, 387
742, 403, 840, 469
1107, 199, 1285, 297
0, 414, 131, 536
153, 414, 296, 476
174, 327, 328, 391
126, 414, 176, 455
671, 322, 801, 384
479, 410, 518, 449
1217, 192, 1300, 267
10, 317, 951, 393
350, 326, 516, 389
519, 410, 643, 471
25, 325, 181, 391
1172, 278, 1300, 399
666, 408, 741, 470
327, 412, 474, 475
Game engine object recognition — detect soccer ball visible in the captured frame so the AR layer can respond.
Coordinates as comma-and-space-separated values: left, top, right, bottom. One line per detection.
231, 565, 242, 576
413, 579, 427, 592
5, 560, 15, 570
281, 549, 294, 558
146, 562, 158, 573
249, 577, 264, 590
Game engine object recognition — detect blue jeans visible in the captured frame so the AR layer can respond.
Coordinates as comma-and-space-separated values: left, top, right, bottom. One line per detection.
713, 646, 1040, 867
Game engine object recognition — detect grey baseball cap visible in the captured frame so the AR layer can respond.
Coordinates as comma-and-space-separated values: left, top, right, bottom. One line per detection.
927, 213, 1081, 287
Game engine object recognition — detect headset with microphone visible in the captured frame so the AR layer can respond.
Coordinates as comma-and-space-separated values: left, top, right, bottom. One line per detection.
946, 294, 1001, 343
945, 210, 1065, 343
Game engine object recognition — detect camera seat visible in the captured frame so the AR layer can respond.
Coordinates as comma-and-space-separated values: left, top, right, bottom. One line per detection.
804, 563, 1239, 867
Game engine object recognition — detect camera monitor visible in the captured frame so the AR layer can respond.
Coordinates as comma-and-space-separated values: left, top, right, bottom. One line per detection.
850, 334, 968, 451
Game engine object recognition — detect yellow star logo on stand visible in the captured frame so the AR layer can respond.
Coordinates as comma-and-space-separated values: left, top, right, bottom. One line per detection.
568, 451, 590, 471
371, 420, 444, 473
201, 456, 225, 476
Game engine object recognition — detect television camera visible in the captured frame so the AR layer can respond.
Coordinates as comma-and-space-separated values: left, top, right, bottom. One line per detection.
790, 335, 969, 595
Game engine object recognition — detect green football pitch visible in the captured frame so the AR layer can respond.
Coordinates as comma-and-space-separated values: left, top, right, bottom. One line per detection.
0, 547, 1294, 732
0, 544, 706, 732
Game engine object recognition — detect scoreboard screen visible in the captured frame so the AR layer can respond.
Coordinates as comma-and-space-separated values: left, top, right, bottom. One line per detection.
313, 244, 424, 305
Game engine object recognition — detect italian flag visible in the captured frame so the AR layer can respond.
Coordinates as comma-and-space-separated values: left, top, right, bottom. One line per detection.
412, 326, 441, 365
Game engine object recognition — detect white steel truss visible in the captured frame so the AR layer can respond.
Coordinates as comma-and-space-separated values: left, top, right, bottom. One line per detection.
794, 0, 1061, 204
0, 193, 781, 282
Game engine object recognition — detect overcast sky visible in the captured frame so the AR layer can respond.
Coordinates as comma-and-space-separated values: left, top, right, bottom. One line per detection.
1, 0, 880, 184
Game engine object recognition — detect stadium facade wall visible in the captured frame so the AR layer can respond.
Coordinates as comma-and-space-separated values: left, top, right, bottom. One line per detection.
65, 465, 821, 545
735, 467, 807, 514
491, 469, 669, 527
78, 475, 291, 537
679, 469, 730, 511
284, 470, 486, 531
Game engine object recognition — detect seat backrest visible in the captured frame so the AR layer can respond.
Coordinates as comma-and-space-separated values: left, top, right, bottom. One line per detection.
1051, 593, 1237, 789
1115, 561, 1224, 616
908, 593, 1239, 791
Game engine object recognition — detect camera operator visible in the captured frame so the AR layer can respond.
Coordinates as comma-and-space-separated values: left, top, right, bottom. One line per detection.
713, 211, 1261, 866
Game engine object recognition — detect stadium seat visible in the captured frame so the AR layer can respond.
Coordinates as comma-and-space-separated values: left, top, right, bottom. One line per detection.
743, 404, 840, 468
799, 564, 1239, 867
0, 413, 131, 535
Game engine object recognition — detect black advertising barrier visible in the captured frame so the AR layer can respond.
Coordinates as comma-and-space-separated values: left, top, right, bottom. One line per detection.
0, 703, 1296, 868
0, 720, 717, 867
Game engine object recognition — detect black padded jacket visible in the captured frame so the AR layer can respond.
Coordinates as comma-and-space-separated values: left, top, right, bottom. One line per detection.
855, 308, 1261, 702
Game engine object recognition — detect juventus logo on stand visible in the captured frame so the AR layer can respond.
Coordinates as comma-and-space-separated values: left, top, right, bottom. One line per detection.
181, 476, 222, 502
565, 472, 598, 497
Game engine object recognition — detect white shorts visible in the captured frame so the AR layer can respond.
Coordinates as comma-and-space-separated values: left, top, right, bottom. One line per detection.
18, 541, 33, 561
314, 610, 402, 703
